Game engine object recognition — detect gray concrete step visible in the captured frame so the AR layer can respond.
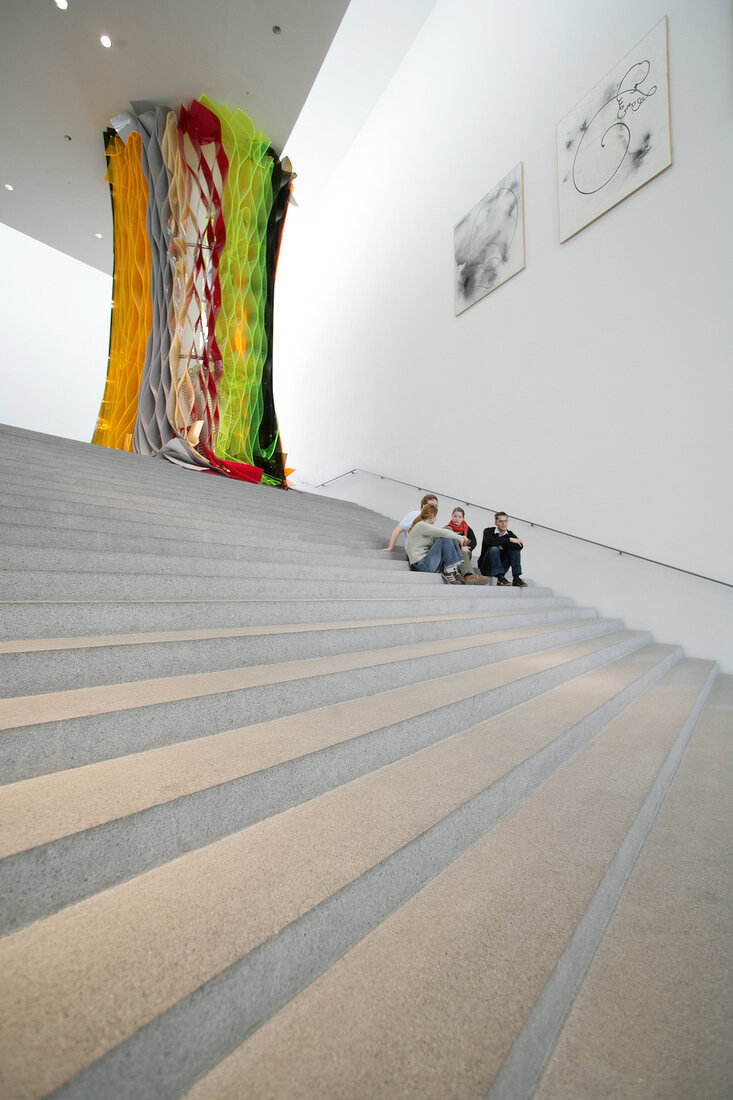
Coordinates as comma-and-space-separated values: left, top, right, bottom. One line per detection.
0, 656, 713, 1100
0, 621, 634, 783
0, 440, 392, 529
0, 589, 569, 640
0, 545, 436, 587
2, 424, 724, 1100
1, 567, 451, 601
0, 490, 389, 544
0, 503, 392, 558
0, 643, 680, 937
0, 604, 599, 697
533, 673, 733, 1100
0, 519, 406, 565
179, 659, 716, 1100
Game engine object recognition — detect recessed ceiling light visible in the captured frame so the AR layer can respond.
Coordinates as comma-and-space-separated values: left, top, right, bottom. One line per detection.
272, 25, 281, 34
54, 0, 69, 9
100, 34, 112, 48
95, 233, 103, 239
4, 183, 13, 191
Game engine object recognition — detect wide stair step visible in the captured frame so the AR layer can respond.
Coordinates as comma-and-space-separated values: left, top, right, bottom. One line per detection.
0, 658, 719, 1098
0, 422, 728, 1099
0, 605, 601, 696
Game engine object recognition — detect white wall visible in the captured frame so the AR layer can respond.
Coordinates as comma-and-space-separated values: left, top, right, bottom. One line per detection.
275, 0, 733, 585
274, 0, 733, 669
0, 222, 112, 442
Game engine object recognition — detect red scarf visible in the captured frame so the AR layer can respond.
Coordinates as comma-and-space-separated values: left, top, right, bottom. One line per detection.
448, 519, 469, 537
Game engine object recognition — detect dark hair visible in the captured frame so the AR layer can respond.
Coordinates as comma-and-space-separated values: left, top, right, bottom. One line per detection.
421, 493, 438, 508
410, 502, 438, 531
495, 511, 508, 521
451, 506, 465, 518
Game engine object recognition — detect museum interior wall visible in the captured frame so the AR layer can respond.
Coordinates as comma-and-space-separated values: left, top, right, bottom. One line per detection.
274, 0, 733, 588
0, 223, 112, 441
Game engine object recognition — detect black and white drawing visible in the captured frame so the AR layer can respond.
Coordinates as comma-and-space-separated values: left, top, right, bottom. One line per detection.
454, 163, 525, 315
557, 17, 671, 242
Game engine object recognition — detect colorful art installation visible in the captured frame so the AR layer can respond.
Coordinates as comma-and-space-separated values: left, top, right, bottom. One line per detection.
92, 98, 293, 486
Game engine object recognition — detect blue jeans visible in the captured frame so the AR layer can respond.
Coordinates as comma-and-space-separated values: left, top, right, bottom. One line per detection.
413, 538, 463, 573
483, 546, 522, 577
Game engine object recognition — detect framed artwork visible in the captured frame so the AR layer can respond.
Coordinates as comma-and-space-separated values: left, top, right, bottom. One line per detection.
454, 162, 525, 315
556, 17, 671, 243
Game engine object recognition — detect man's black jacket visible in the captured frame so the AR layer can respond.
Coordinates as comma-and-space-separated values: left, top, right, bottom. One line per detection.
478, 527, 522, 574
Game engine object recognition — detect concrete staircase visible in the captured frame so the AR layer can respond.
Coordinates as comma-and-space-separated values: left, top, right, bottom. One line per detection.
0, 423, 730, 1100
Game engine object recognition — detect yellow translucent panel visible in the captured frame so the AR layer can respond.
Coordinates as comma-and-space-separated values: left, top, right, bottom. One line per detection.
92, 131, 152, 451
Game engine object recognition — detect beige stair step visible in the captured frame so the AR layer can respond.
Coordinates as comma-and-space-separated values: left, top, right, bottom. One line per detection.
533, 674, 733, 1100
0, 657, 709, 1099
178, 659, 716, 1100
1, 606, 595, 697
0, 610, 533, 655
0, 635, 666, 860
0, 618, 614, 731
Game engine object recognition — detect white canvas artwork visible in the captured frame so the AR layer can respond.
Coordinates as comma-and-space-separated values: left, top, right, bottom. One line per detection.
557, 17, 671, 243
454, 163, 525, 315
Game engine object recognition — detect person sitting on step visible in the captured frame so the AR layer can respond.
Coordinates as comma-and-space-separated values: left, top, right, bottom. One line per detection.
445, 506, 477, 558
406, 502, 466, 584
380, 493, 438, 553
478, 511, 527, 586
444, 506, 489, 583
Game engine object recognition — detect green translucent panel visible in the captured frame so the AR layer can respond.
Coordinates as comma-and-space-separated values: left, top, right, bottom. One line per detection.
199, 96, 274, 469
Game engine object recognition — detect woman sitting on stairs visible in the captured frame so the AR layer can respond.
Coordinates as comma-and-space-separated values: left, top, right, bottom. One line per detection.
406, 502, 467, 584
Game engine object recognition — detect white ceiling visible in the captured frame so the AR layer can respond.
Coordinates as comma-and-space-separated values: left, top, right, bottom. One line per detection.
0, 0, 352, 273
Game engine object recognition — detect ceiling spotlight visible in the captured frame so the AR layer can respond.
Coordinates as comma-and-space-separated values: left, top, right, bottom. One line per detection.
54, 0, 69, 9
100, 34, 112, 48
4, 183, 14, 191
64, 134, 72, 142
272, 25, 281, 34
95, 233, 103, 239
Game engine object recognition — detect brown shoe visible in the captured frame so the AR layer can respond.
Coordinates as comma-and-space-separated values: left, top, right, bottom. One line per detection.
464, 574, 490, 584
441, 569, 464, 584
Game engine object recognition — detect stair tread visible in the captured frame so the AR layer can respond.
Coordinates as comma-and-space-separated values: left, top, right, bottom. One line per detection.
0, 641, 677, 859
0, 658, 712, 1100
533, 673, 733, 1100
2, 425, 723, 1100
0, 608, 567, 654
177, 660, 715, 1100
0, 619, 617, 731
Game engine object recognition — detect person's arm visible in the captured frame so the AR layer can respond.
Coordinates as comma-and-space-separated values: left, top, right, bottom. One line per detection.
423, 524, 463, 545
467, 525, 477, 554
443, 525, 470, 550
380, 523, 405, 551
507, 529, 523, 547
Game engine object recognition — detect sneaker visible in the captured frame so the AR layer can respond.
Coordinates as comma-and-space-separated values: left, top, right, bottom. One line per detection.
464, 574, 491, 584
441, 569, 464, 584
512, 576, 527, 587
496, 575, 510, 586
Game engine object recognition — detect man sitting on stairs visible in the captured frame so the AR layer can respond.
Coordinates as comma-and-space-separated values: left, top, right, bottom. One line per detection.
478, 511, 528, 586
